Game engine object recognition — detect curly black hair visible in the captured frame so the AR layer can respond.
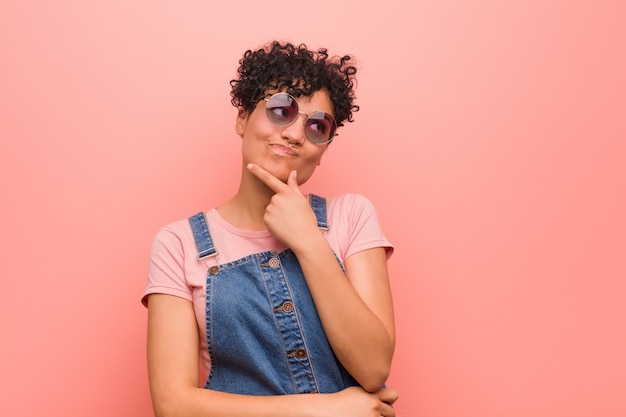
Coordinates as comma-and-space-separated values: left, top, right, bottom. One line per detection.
230, 41, 359, 128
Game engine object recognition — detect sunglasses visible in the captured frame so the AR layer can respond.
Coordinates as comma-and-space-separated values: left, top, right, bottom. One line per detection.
264, 93, 337, 145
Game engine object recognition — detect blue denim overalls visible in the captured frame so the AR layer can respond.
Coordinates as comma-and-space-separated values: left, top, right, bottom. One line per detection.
188, 194, 358, 395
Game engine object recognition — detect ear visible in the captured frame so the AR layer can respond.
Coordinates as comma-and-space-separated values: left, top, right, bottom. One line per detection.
235, 108, 248, 137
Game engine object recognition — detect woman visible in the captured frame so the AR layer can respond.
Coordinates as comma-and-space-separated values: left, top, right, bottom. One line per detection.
143, 40, 398, 417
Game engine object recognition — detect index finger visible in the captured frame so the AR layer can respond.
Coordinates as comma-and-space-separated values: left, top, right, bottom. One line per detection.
247, 163, 289, 193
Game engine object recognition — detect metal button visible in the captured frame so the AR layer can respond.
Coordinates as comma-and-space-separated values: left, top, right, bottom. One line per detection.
268, 257, 280, 268
273, 301, 294, 313
209, 265, 220, 275
287, 348, 307, 358
282, 301, 294, 313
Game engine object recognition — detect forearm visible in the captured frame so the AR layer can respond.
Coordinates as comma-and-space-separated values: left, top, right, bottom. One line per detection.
292, 233, 395, 391
153, 387, 322, 417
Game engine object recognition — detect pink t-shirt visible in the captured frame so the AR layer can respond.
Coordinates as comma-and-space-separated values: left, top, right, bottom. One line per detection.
142, 193, 392, 385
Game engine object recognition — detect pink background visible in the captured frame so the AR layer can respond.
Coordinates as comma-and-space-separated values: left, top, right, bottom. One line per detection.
1, 1, 625, 416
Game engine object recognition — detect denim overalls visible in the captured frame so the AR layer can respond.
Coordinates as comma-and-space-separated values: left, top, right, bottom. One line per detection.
188, 194, 358, 395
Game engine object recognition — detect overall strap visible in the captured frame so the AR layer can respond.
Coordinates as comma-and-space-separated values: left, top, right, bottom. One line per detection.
309, 194, 329, 230
189, 212, 218, 260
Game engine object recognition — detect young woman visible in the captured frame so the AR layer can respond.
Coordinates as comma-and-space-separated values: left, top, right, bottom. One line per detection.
143, 40, 398, 417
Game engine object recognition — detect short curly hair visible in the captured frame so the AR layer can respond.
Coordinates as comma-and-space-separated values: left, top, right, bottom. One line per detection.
230, 41, 359, 128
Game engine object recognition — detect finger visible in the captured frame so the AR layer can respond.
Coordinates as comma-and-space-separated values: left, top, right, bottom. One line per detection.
379, 401, 396, 417
378, 388, 399, 405
247, 163, 288, 192
287, 170, 299, 188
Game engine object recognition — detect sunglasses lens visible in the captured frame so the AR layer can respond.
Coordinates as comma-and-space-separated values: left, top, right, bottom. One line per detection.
305, 112, 336, 144
265, 93, 298, 125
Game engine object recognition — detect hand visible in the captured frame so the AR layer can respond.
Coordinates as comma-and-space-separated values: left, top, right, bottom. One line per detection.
322, 386, 399, 417
247, 163, 320, 248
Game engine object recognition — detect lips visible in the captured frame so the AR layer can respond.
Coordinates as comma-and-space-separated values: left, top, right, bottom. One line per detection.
269, 143, 297, 156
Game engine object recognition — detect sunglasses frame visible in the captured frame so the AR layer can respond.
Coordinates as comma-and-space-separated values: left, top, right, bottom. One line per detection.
263, 92, 337, 145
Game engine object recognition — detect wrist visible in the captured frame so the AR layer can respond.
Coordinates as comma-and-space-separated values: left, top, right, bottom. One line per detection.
289, 229, 328, 255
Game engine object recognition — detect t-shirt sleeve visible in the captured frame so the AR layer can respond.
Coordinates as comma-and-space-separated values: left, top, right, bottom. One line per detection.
141, 225, 193, 307
335, 193, 394, 261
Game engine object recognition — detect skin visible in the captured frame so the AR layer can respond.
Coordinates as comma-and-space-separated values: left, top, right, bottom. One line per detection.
147, 89, 398, 417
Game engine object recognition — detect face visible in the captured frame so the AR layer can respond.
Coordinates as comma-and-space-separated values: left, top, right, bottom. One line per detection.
235, 89, 334, 185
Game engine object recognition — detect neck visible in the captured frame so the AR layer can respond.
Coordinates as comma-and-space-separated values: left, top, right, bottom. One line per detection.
216, 171, 275, 231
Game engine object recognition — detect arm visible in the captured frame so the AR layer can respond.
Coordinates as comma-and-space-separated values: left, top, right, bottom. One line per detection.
247, 165, 396, 392
146, 293, 398, 417
296, 240, 395, 392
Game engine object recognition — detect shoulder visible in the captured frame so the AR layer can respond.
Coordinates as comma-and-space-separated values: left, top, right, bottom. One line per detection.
149, 213, 204, 259
324, 192, 384, 233
326, 193, 379, 217
321, 193, 392, 260
143, 214, 205, 306
152, 216, 194, 245
327, 192, 375, 208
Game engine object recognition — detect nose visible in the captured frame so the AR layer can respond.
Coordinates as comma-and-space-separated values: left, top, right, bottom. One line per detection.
281, 114, 307, 145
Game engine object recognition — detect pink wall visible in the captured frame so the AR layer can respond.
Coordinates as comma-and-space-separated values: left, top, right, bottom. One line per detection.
1, 1, 625, 416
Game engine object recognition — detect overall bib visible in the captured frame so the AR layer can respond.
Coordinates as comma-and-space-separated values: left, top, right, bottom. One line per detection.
188, 194, 358, 395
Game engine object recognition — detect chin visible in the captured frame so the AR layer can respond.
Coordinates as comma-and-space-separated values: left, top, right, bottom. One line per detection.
263, 165, 292, 184
254, 160, 317, 185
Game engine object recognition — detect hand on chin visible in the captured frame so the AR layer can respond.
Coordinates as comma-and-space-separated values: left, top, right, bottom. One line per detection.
252, 161, 291, 185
